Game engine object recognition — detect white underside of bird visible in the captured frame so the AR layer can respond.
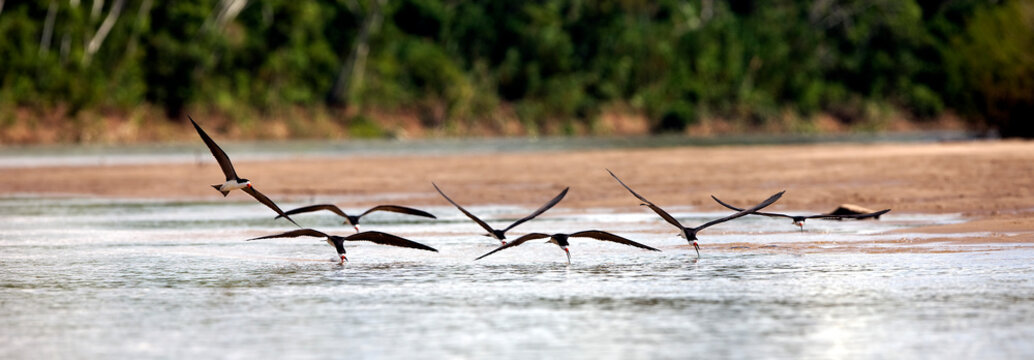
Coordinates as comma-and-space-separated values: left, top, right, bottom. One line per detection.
217, 180, 250, 192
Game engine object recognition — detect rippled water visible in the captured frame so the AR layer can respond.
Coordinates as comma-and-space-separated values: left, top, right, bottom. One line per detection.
2, 196, 1032, 359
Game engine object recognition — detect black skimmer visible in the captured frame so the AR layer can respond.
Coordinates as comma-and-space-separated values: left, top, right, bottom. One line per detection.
247, 228, 438, 264
474, 230, 659, 264
189, 116, 299, 227
826, 204, 889, 219
433, 183, 568, 244
607, 169, 783, 257
275, 204, 436, 232
711, 196, 890, 232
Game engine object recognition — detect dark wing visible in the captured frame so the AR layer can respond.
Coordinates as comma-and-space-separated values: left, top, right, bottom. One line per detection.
277, 204, 349, 219
358, 205, 437, 219
569, 230, 660, 251
343, 231, 438, 252
433, 183, 497, 234
607, 169, 685, 229
501, 187, 569, 232
247, 228, 328, 241
189, 116, 237, 181
474, 233, 552, 260
807, 209, 891, 220
710, 195, 792, 219
607, 169, 656, 205
695, 191, 785, 231
242, 186, 301, 227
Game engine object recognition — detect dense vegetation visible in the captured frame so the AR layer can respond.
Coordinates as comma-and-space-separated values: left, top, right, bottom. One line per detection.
1, 0, 1032, 139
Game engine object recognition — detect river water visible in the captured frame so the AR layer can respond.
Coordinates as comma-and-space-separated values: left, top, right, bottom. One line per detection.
1, 195, 1032, 359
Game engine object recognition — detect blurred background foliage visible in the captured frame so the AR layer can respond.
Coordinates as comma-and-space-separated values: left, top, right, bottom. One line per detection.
1, 0, 1032, 141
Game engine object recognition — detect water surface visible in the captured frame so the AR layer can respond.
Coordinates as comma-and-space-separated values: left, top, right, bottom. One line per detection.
1, 197, 1032, 359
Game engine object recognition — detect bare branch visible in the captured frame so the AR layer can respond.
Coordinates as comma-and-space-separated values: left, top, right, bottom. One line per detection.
39, 1, 58, 56
204, 0, 249, 33
91, 0, 105, 20
329, 0, 387, 107
83, 0, 126, 65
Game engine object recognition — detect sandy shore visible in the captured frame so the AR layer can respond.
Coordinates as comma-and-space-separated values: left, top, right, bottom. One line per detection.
3, 140, 1033, 248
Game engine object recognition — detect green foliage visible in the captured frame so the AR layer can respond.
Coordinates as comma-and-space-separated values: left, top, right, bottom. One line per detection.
0, 0, 1030, 136
950, 0, 1034, 137
346, 115, 387, 138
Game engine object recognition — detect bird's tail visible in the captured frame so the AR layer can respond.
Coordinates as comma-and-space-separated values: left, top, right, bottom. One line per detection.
211, 185, 230, 197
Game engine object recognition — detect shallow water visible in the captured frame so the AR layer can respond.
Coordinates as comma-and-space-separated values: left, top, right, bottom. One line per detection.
2, 197, 1033, 359
0, 131, 974, 168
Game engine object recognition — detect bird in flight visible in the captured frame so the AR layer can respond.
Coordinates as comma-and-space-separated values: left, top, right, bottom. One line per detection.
189, 116, 299, 227
276, 204, 436, 232
247, 228, 438, 264
607, 169, 784, 257
711, 195, 890, 232
433, 183, 568, 245
475, 230, 660, 264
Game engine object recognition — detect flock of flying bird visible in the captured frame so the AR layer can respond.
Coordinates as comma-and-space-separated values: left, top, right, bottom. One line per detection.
190, 117, 891, 264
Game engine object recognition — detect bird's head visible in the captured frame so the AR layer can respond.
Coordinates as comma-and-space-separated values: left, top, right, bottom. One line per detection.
791, 217, 806, 232
337, 247, 348, 263
343, 216, 361, 232
486, 230, 506, 241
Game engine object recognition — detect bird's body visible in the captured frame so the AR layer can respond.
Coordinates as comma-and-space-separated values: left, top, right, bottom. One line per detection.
248, 228, 437, 264
212, 179, 251, 195
276, 204, 436, 232
475, 230, 659, 264
607, 169, 784, 257
189, 116, 299, 227
710, 195, 890, 232
434, 183, 568, 244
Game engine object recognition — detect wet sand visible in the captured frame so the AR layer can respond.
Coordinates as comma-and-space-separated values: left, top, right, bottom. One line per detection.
3, 140, 1033, 248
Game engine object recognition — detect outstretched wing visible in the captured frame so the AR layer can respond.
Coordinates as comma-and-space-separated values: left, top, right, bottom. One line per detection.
433, 183, 497, 234
247, 228, 328, 241
607, 169, 685, 230
696, 191, 785, 231
277, 204, 349, 219
807, 209, 891, 220
242, 186, 300, 227
359, 205, 437, 219
189, 116, 237, 181
474, 233, 552, 260
501, 187, 569, 232
710, 195, 792, 219
569, 230, 660, 251
343, 231, 438, 252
